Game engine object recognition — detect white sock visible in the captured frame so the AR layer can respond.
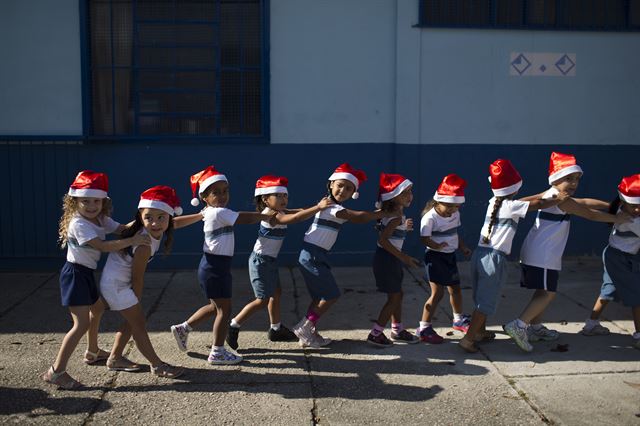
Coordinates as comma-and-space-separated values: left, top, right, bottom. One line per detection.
584, 318, 600, 329
230, 319, 241, 328
182, 321, 192, 331
270, 322, 281, 331
419, 321, 431, 329
516, 318, 528, 329
213, 345, 225, 354
453, 313, 463, 321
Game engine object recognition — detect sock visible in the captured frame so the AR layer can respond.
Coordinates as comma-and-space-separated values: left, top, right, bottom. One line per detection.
306, 309, 320, 325
633, 332, 640, 340
270, 322, 281, 331
371, 323, 384, 336
419, 321, 431, 330
453, 313, 463, 322
515, 318, 528, 329
182, 321, 193, 331
212, 345, 224, 354
584, 318, 599, 329
230, 319, 241, 328
530, 323, 543, 331
391, 322, 403, 333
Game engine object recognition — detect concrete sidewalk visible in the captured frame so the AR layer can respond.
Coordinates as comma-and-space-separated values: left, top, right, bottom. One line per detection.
0, 258, 638, 425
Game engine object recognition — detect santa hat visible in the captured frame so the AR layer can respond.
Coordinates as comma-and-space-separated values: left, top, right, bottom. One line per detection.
189, 166, 227, 206
329, 163, 367, 199
68, 170, 109, 198
433, 174, 466, 204
618, 174, 640, 204
548, 152, 583, 185
138, 185, 182, 216
255, 175, 288, 196
376, 173, 412, 208
489, 159, 523, 197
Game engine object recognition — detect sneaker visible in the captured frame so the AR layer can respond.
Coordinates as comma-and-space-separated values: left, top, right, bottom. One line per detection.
452, 315, 471, 333
293, 318, 315, 347
106, 356, 143, 372
42, 366, 83, 390
390, 329, 420, 344
207, 348, 243, 365
226, 326, 240, 350
580, 323, 610, 336
528, 325, 560, 342
170, 323, 190, 352
503, 320, 533, 352
417, 326, 444, 344
152, 363, 184, 379
268, 325, 297, 342
634, 339, 640, 350
311, 328, 332, 347
367, 332, 393, 348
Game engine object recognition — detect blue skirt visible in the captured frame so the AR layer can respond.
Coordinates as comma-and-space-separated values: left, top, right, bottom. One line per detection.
59, 261, 99, 306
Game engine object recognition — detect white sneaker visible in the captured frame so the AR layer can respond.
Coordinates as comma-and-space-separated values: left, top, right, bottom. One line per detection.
170, 323, 190, 352
293, 319, 315, 347
207, 348, 242, 365
528, 324, 560, 342
503, 320, 533, 352
580, 323, 610, 336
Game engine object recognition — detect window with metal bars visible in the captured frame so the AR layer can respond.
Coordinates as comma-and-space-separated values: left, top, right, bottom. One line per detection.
86, 0, 268, 141
418, 0, 640, 31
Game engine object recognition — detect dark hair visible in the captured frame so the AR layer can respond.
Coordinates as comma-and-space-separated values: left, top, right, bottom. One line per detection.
607, 195, 622, 228
326, 181, 339, 204
254, 195, 268, 212
421, 199, 437, 217
482, 197, 505, 244
120, 210, 174, 256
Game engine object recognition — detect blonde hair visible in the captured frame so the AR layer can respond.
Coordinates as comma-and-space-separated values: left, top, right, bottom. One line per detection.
58, 195, 113, 248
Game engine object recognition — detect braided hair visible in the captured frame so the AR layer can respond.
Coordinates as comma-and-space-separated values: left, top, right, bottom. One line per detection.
482, 196, 505, 244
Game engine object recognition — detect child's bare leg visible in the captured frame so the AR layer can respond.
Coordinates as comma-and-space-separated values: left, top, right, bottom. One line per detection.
377, 292, 402, 326
421, 282, 444, 322
267, 286, 283, 325
459, 309, 485, 351
53, 306, 91, 372
390, 291, 404, 325
86, 298, 107, 354
310, 298, 337, 318
520, 290, 556, 324
633, 306, 640, 334
116, 304, 163, 367
211, 298, 231, 347
589, 298, 610, 320
448, 285, 464, 315
186, 303, 217, 329
233, 298, 268, 325
109, 321, 133, 360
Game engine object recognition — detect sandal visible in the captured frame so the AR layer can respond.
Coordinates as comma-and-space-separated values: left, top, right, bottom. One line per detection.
152, 363, 184, 379
458, 337, 479, 353
473, 330, 496, 343
106, 356, 143, 372
84, 349, 111, 365
42, 366, 83, 390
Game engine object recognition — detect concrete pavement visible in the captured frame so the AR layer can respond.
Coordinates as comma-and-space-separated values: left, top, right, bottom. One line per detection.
0, 258, 639, 425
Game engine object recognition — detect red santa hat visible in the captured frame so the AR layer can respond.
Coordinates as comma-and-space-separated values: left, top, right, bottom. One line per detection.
189, 166, 227, 206
376, 173, 412, 208
489, 159, 523, 197
255, 175, 288, 196
138, 185, 182, 216
548, 152, 583, 185
68, 170, 109, 198
433, 174, 466, 204
618, 174, 640, 204
329, 163, 367, 199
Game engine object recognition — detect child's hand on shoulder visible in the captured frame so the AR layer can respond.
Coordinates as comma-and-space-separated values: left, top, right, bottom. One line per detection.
405, 218, 414, 231
316, 196, 334, 210
132, 232, 151, 246
433, 241, 448, 250
553, 190, 571, 203
402, 254, 420, 268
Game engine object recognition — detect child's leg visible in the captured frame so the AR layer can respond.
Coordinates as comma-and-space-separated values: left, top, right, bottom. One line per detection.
116, 304, 163, 367
233, 298, 269, 325
520, 289, 556, 324
389, 291, 404, 325
421, 282, 444, 322
186, 303, 217, 329
86, 298, 107, 354
211, 298, 231, 347
309, 298, 338, 318
589, 298, 610, 320
53, 306, 91, 372
633, 305, 640, 334
448, 285, 464, 316
267, 286, 283, 325
459, 309, 485, 352
376, 292, 403, 327
109, 321, 133, 360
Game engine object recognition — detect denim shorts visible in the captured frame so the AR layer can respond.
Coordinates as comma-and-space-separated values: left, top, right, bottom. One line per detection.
424, 250, 460, 286
59, 261, 99, 307
248, 251, 281, 299
471, 246, 507, 316
198, 253, 233, 299
298, 243, 340, 301
603, 245, 640, 307
373, 247, 403, 294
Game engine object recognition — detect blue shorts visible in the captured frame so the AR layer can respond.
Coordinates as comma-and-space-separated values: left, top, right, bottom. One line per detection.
603, 245, 640, 307
424, 250, 460, 286
59, 261, 99, 306
298, 243, 340, 301
471, 247, 507, 316
248, 251, 281, 299
520, 264, 559, 292
198, 253, 233, 299
373, 247, 403, 294
600, 248, 617, 301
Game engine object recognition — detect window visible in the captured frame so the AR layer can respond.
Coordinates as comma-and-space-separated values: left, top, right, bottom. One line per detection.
418, 0, 640, 31
86, 0, 268, 141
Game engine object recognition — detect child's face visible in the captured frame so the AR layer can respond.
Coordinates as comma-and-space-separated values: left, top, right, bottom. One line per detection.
622, 201, 640, 218
330, 179, 355, 203
552, 172, 582, 196
140, 208, 170, 239
263, 192, 288, 210
435, 202, 461, 217
77, 197, 104, 221
394, 186, 413, 208
203, 181, 230, 208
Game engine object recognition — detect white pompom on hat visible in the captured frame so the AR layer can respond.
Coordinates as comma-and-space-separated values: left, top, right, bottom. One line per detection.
68, 170, 109, 198
548, 151, 583, 185
138, 185, 182, 216
189, 165, 227, 206
329, 163, 367, 199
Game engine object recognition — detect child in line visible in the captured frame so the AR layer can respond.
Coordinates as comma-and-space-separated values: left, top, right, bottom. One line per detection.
367, 173, 420, 347
504, 152, 629, 353
43, 171, 150, 390
582, 174, 640, 348
418, 174, 472, 344
170, 166, 276, 365
459, 159, 568, 353
99, 186, 192, 378
226, 175, 334, 350
293, 163, 398, 348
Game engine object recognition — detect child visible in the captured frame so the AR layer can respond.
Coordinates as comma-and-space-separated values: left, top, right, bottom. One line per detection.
226, 175, 334, 350
583, 174, 640, 348
367, 173, 420, 347
504, 152, 629, 353
293, 163, 397, 348
42, 171, 150, 389
418, 174, 472, 344
99, 186, 190, 378
170, 166, 276, 365
459, 159, 568, 353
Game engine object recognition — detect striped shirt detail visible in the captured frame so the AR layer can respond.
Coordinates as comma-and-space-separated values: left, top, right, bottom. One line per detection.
313, 218, 343, 231
538, 211, 571, 222
258, 225, 287, 240
431, 227, 459, 237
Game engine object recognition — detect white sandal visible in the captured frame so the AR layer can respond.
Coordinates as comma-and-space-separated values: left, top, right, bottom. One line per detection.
83, 349, 110, 365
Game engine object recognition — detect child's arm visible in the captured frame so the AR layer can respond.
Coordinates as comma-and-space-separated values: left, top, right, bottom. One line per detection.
559, 198, 630, 224
379, 218, 420, 268
113, 220, 136, 235
522, 191, 570, 212
458, 236, 472, 257
571, 198, 610, 210
173, 213, 204, 229
336, 208, 399, 224
86, 232, 150, 253
235, 211, 276, 225
130, 245, 152, 299
518, 191, 550, 202
276, 197, 334, 225
420, 236, 448, 251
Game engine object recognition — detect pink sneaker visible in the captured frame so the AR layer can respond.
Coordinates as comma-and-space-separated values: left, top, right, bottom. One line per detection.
452, 314, 471, 333
417, 326, 444, 344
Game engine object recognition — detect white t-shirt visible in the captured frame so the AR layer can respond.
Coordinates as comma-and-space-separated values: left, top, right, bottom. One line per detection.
609, 213, 640, 255
420, 208, 460, 254
377, 215, 408, 251
253, 208, 287, 258
101, 229, 161, 282
477, 197, 530, 255
520, 188, 570, 270
202, 206, 239, 257
66, 214, 120, 269
303, 205, 347, 251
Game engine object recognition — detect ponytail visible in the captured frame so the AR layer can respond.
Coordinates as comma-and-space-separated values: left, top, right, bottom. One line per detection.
482, 197, 505, 244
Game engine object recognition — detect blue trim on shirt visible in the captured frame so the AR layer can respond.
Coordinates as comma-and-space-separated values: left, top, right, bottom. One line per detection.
258, 225, 287, 239
538, 211, 571, 222
313, 218, 342, 231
